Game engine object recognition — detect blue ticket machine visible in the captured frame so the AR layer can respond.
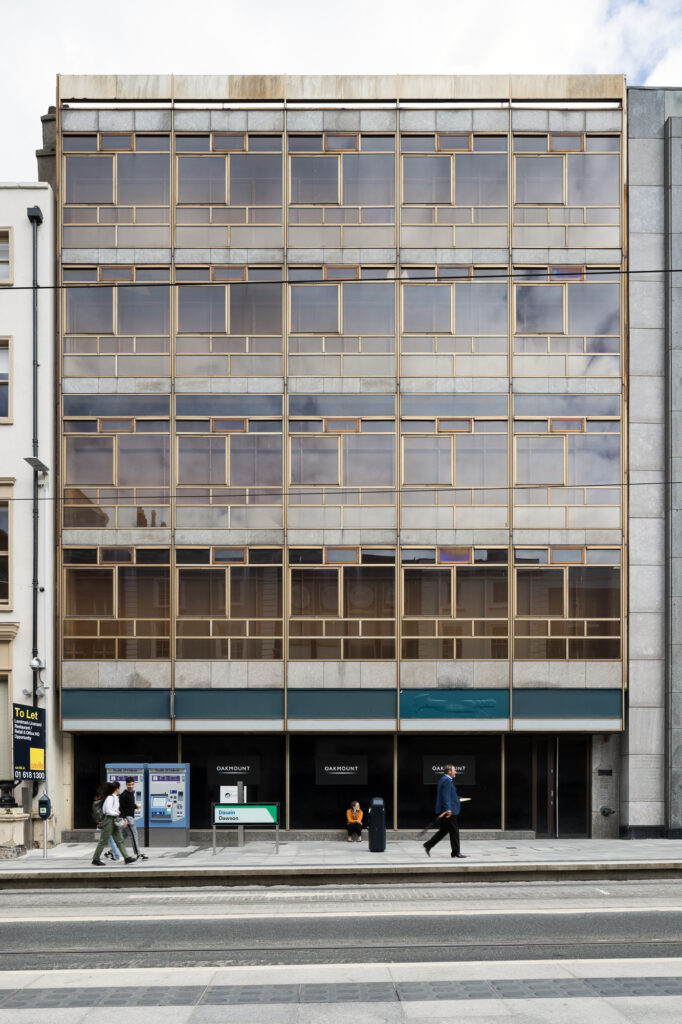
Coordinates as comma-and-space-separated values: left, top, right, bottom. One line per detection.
105, 764, 146, 829
147, 763, 190, 846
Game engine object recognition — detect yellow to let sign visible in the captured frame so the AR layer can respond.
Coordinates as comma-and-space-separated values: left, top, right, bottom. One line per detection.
30, 747, 45, 771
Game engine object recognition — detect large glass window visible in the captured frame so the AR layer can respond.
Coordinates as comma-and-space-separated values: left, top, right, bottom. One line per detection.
0, 503, 8, 604
117, 154, 170, 204
289, 548, 395, 660
0, 342, 9, 418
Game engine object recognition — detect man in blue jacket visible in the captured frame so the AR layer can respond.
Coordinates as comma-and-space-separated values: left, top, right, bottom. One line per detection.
423, 763, 467, 859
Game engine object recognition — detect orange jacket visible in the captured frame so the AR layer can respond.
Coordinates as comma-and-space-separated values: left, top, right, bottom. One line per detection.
346, 808, 363, 824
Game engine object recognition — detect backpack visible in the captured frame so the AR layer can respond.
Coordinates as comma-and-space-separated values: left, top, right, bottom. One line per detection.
91, 798, 104, 825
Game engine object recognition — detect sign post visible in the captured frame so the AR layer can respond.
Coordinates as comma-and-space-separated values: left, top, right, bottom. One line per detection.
211, 803, 279, 855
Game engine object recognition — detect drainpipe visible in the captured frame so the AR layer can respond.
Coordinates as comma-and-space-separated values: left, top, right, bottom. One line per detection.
26, 207, 44, 708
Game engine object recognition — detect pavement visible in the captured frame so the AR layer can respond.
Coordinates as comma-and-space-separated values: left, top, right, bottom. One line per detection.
1, 958, 681, 1022
2, 837, 682, 888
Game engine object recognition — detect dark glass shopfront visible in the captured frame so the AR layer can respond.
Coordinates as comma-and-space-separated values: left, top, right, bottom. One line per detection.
73, 732, 590, 836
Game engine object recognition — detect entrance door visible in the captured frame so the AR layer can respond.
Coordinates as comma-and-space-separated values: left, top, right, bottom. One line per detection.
506, 735, 590, 837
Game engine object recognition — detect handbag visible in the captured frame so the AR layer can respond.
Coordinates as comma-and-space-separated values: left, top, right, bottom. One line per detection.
113, 816, 125, 828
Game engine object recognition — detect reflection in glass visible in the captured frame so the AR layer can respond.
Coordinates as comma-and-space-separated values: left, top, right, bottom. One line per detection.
230, 435, 283, 487
515, 285, 563, 333
290, 436, 339, 485
178, 436, 226, 485
178, 285, 225, 333
515, 156, 563, 204
230, 154, 282, 205
403, 156, 451, 203
177, 157, 225, 204
65, 436, 114, 485
178, 569, 226, 616
403, 436, 451, 485
455, 435, 507, 487
343, 282, 394, 334
290, 285, 338, 333
456, 568, 508, 617
342, 154, 394, 205
403, 285, 451, 333
290, 157, 338, 203
117, 154, 170, 204
455, 153, 507, 205
65, 157, 114, 204
118, 285, 169, 334
403, 569, 451, 616
119, 567, 169, 618
516, 568, 564, 616
455, 282, 507, 334
64, 568, 114, 615
567, 434, 620, 485
231, 567, 282, 617
291, 568, 339, 615
343, 434, 394, 487
118, 435, 169, 487
65, 287, 113, 334
567, 154, 619, 205
231, 283, 282, 334
344, 567, 394, 617
516, 436, 564, 485
567, 283, 619, 334
569, 567, 620, 617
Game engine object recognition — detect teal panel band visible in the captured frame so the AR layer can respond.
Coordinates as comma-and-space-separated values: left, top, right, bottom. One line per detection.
61, 689, 170, 719
287, 689, 397, 719
512, 688, 622, 718
399, 689, 510, 719
174, 688, 284, 719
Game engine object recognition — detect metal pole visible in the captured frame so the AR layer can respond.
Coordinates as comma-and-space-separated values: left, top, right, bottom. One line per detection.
276, 820, 279, 854
237, 780, 244, 847
42, 817, 47, 860
212, 804, 216, 856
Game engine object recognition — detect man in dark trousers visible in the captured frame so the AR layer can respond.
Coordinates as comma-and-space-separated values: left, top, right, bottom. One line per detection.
423, 763, 467, 859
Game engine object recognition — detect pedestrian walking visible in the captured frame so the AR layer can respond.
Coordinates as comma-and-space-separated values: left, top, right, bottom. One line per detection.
92, 781, 137, 866
423, 763, 467, 859
92, 784, 122, 861
346, 801, 363, 842
119, 777, 148, 860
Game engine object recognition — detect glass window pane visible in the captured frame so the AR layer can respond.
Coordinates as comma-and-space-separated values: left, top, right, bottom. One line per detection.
344, 567, 394, 617
404, 285, 451, 333
456, 567, 508, 617
119, 567, 169, 618
567, 434, 620, 486
515, 285, 563, 333
566, 283, 620, 334
455, 282, 507, 334
230, 154, 282, 205
178, 156, 225, 204
178, 285, 225, 333
65, 436, 114, 485
404, 568, 451, 616
515, 156, 563, 203
403, 436, 451, 485
117, 154, 170, 204
569, 566, 620, 618
455, 153, 507, 205
65, 287, 114, 334
343, 434, 394, 487
290, 436, 339, 485
230, 434, 282, 487
455, 434, 507, 487
230, 282, 281, 334
343, 282, 394, 334
516, 436, 564, 485
64, 568, 113, 615
403, 156, 451, 203
290, 157, 338, 203
177, 436, 226, 485
178, 568, 226, 616
118, 434, 169, 487
291, 568, 339, 616
231, 566, 282, 618
65, 156, 114, 204
342, 154, 394, 205
118, 285, 169, 334
567, 154, 620, 205
290, 285, 338, 333
516, 568, 564, 616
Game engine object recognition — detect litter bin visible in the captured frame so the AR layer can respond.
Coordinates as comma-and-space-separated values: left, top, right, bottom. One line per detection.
368, 796, 386, 852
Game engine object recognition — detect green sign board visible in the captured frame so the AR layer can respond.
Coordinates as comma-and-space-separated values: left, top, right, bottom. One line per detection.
213, 803, 278, 826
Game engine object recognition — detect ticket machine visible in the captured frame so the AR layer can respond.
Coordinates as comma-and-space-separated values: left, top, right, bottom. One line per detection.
147, 763, 190, 846
105, 764, 146, 829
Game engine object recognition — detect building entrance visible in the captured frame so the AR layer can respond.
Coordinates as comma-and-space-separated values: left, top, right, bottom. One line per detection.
506, 735, 590, 837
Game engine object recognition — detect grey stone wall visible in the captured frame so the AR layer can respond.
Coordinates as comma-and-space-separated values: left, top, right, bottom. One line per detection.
626, 88, 682, 836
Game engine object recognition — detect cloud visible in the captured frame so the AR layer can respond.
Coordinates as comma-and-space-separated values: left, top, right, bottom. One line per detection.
0, 0, 680, 181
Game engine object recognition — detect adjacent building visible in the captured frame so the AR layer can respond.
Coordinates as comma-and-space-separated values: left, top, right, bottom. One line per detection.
35, 73, 656, 836
0, 182, 59, 850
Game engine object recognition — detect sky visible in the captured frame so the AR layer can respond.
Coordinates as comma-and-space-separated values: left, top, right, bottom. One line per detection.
1, 0, 681, 181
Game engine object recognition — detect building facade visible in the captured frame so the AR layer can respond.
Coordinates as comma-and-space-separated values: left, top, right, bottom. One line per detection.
46, 74, 631, 835
0, 183, 59, 848
625, 87, 682, 837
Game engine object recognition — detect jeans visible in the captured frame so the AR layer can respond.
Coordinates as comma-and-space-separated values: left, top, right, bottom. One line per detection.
124, 815, 141, 855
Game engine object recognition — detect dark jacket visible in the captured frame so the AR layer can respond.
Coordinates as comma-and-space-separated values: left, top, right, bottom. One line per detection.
119, 789, 136, 819
435, 773, 461, 816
